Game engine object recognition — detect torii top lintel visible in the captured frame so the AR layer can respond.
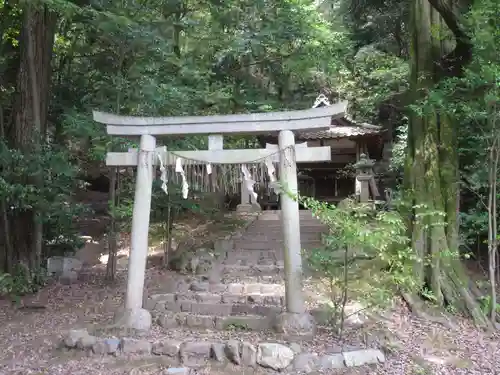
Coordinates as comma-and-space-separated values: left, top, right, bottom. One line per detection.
93, 101, 347, 136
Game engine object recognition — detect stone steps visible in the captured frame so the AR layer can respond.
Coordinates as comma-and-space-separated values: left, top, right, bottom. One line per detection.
221, 264, 284, 275
220, 275, 284, 284
154, 300, 283, 318
146, 279, 284, 296
233, 240, 322, 251
145, 210, 330, 333
247, 225, 326, 232
236, 233, 324, 242
147, 292, 284, 306
155, 311, 275, 331
147, 278, 288, 332
147, 282, 285, 317
154, 305, 332, 332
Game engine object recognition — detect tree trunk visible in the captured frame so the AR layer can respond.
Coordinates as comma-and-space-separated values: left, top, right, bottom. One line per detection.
7, 3, 57, 271
405, 0, 491, 328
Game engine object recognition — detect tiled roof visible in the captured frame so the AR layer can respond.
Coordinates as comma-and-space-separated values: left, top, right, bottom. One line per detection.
295, 117, 383, 140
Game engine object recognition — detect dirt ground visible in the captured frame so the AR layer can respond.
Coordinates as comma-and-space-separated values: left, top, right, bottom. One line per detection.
1, 255, 499, 375
1, 196, 499, 374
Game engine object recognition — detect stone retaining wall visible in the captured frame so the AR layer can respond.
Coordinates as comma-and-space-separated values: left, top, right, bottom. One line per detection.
62, 329, 385, 373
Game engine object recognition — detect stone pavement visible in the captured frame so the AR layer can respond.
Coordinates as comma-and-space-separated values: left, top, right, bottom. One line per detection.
147, 210, 328, 331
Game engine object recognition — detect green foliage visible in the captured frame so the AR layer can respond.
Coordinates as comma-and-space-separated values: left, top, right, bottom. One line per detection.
299, 195, 415, 331
0, 0, 497, 311
479, 295, 500, 315
0, 264, 46, 297
0, 141, 87, 256
338, 46, 409, 120
1, 0, 352, 276
389, 121, 407, 183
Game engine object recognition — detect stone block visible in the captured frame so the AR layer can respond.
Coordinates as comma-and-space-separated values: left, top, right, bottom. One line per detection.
210, 343, 226, 362
152, 340, 182, 357
221, 294, 246, 304
209, 283, 227, 293
176, 293, 197, 302
195, 293, 222, 304
257, 343, 294, 370
215, 316, 271, 331
92, 338, 120, 355
263, 295, 283, 306
318, 353, 345, 370
231, 304, 281, 316
292, 353, 319, 372
149, 293, 176, 304
157, 313, 186, 329
185, 314, 215, 329
244, 284, 262, 294
226, 283, 244, 294
176, 280, 191, 293
190, 281, 210, 292
214, 239, 234, 252
164, 301, 182, 312
144, 299, 158, 310
180, 341, 212, 366
76, 335, 97, 350
120, 337, 151, 355
254, 265, 279, 273
236, 203, 260, 213
190, 303, 231, 316
240, 342, 257, 367
259, 284, 282, 294
310, 307, 331, 325
47, 256, 83, 283
224, 340, 240, 364
290, 343, 302, 354
114, 308, 152, 333
272, 312, 316, 339
163, 367, 190, 375
246, 294, 265, 304
180, 302, 193, 312
259, 259, 276, 266
64, 329, 89, 348
342, 349, 385, 367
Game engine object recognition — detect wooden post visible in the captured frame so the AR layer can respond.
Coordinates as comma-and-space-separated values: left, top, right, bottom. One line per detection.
125, 135, 156, 309
208, 134, 224, 208
278, 130, 305, 314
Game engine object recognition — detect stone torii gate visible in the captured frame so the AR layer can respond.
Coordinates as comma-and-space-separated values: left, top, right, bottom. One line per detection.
93, 102, 347, 333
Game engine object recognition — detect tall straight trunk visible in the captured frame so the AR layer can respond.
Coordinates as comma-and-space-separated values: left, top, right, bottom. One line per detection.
406, 0, 490, 327
8, 3, 57, 270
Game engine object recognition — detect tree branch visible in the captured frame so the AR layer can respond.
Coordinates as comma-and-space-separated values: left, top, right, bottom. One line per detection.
427, 0, 473, 76
427, 0, 468, 42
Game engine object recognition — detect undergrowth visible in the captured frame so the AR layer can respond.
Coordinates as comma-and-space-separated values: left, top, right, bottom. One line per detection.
299, 196, 416, 335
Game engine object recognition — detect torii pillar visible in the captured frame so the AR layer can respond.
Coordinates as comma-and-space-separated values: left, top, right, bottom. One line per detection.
113, 134, 156, 331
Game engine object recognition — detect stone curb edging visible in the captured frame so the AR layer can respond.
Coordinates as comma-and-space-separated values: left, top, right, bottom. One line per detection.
61, 329, 385, 373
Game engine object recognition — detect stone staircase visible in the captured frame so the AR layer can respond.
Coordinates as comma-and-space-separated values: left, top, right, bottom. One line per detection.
147, 210, 328, 332
61, 210, 386, 373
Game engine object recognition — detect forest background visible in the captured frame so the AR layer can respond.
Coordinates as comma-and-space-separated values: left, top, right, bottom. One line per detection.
0, 0, 498, 326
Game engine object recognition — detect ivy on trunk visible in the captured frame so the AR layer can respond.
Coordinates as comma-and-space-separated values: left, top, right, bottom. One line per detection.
405, 0, 491, 328
1, 2, 57, 273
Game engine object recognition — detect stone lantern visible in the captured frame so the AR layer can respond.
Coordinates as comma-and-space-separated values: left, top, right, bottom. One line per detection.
354, 153, 374, 203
